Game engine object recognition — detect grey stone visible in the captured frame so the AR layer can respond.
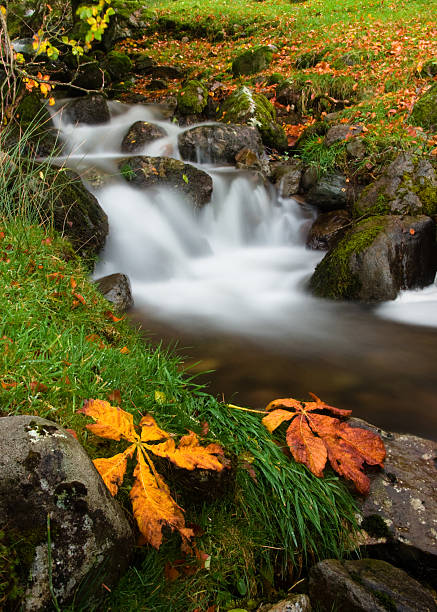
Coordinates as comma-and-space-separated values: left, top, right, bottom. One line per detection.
94, 273, 133, 311
354, 154, 437, 217
346, 137, 366, 159
64, 95, 110, 125
178, 124, 263, 165
0, 415, 134, 611
309, 215, 436, 302
121, 121, 167, 153
118, 156, 213, 208
306, 173, 349, 211
306, 209, 351, 250
271, 159, 303, 197
324, 124, 363, 147
350, 419, 437, 588
259, 594, 312, 611
309, 558, 437, 611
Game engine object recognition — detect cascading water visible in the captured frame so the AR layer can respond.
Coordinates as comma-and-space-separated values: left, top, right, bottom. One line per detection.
52, 101, 437, 439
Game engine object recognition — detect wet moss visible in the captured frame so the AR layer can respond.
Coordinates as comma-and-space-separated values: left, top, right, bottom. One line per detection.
361, 514, 391, 539
374, 590, 397, 612
177, 80, 208, 115
309, 217, 385, 299
106, 51, 133, 81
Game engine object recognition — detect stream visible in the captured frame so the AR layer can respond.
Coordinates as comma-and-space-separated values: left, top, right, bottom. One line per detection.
54, 101, 437, 441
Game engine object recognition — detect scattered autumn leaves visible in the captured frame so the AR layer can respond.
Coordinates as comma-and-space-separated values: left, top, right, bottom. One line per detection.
79, 399, 225, 550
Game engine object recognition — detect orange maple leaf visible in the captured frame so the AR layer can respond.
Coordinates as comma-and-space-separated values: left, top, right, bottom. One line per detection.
79, 400, 225, 549
262, 393, 385, 494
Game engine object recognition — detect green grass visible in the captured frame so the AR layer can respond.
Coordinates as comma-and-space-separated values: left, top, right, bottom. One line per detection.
0, 126, 359, 609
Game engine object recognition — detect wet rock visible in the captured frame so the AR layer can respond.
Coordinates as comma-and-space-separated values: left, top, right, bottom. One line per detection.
349, 419, 437, 588
301, 165, 319, 191
64, 95, 110, 125
0, 415, 134, 611
69, 60, 106, 92
346, 137, 366, 159
354, 154, 437, 217
132, 52, 156, 72
94, 273, 133, 311
270, 158, 303, 197
309, 215, 435, 302
235, 147, 270, 176
220, 86, 287, 151
306, 173, 349, 211
410, 82, 437, 131
324, 124, 363, 147
118, 156, 213, 208
309, 558, 437, 611
306, 209, 351, 250
121, 121, 167, 153
177, 79, 208, 116
46, 168, 108, 258
178, 124, 263, 165
259, 594, 312, 611
232, 45, 274, 76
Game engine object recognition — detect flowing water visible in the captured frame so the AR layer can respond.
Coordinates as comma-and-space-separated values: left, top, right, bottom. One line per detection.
53, 101, 437, 440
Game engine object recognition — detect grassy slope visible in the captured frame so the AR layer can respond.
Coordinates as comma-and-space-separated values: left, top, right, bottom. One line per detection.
118, 0, 437, 172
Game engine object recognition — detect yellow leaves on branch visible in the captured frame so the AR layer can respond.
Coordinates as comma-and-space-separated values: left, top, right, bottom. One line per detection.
79, 399, 225, 550
262, 393, 386, 495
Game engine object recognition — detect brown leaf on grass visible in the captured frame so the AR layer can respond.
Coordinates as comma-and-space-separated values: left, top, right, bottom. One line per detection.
262, 393, 385, 494
29, 381, 48, 393
107, 389, 122, 405
79, 401, 224, 549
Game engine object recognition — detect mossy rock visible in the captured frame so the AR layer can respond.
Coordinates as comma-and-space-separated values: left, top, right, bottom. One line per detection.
295, 48, 328, 69
416, 58, 437, 79
15, 92, 52, 129
220, 86, 287, 151
267, 72, 285, 85
105, 51, 133, 81
410, 82, 437, 131
177, 79, 208, 115
309, 214, 435, 302
353, 154, 437, 218
232, 45, 274, 76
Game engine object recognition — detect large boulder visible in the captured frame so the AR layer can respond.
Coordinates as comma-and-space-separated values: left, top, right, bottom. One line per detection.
309, 559, 437, 611
94, 273, 134, 312
351, 419, 437, 588
105, 50, 132, 81
309, 215, 436, 302
177, 80, 208, 116
0, 415, 134, 611
354, 154, 437, 218
178, 124, 263, 165
410, 82, 437, 131
232, 45, 274, 76
306, 209, 351, 250
47, 168, 109, 258
306, 173, 349, 211
220, 86, 288, 151
63, 95, 110, 125
118, 156, 213, 208
69, 61, 106, 92
121, 121, 167, 153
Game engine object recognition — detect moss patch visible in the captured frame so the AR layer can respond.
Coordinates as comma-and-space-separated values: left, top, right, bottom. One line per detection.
410, 82, 437, 131
177, 79, 208, 115
232, 45, 273, 76
309, 217, 385, 299
106, 51, 133, 81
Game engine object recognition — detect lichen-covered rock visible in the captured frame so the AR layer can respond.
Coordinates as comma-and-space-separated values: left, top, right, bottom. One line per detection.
306, 209, 351, 250
232, 45, 274, 76
94, 273, 133, 311
410, 82, 437, 131
350, 419, 437, 588
354, 154, 437, 217
259, 594, 312, 611
0, 415, 134, 611
177, 80, 208, 116
118, 156, 213, 208
64, 95, 110, 125
324, 124, 363, 147
220, 86, 288, 151
306, 173, 349, 211
121, 121, 167, 153
309, 559, 437, 611
178, 124, 263, 164
270, 158, 303, 197
309, 215, 435, 302
105, 50, 133, 81
46, 167, 109, 258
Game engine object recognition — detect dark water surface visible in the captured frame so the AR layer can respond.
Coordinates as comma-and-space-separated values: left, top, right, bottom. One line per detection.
130, 307, 437, 442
